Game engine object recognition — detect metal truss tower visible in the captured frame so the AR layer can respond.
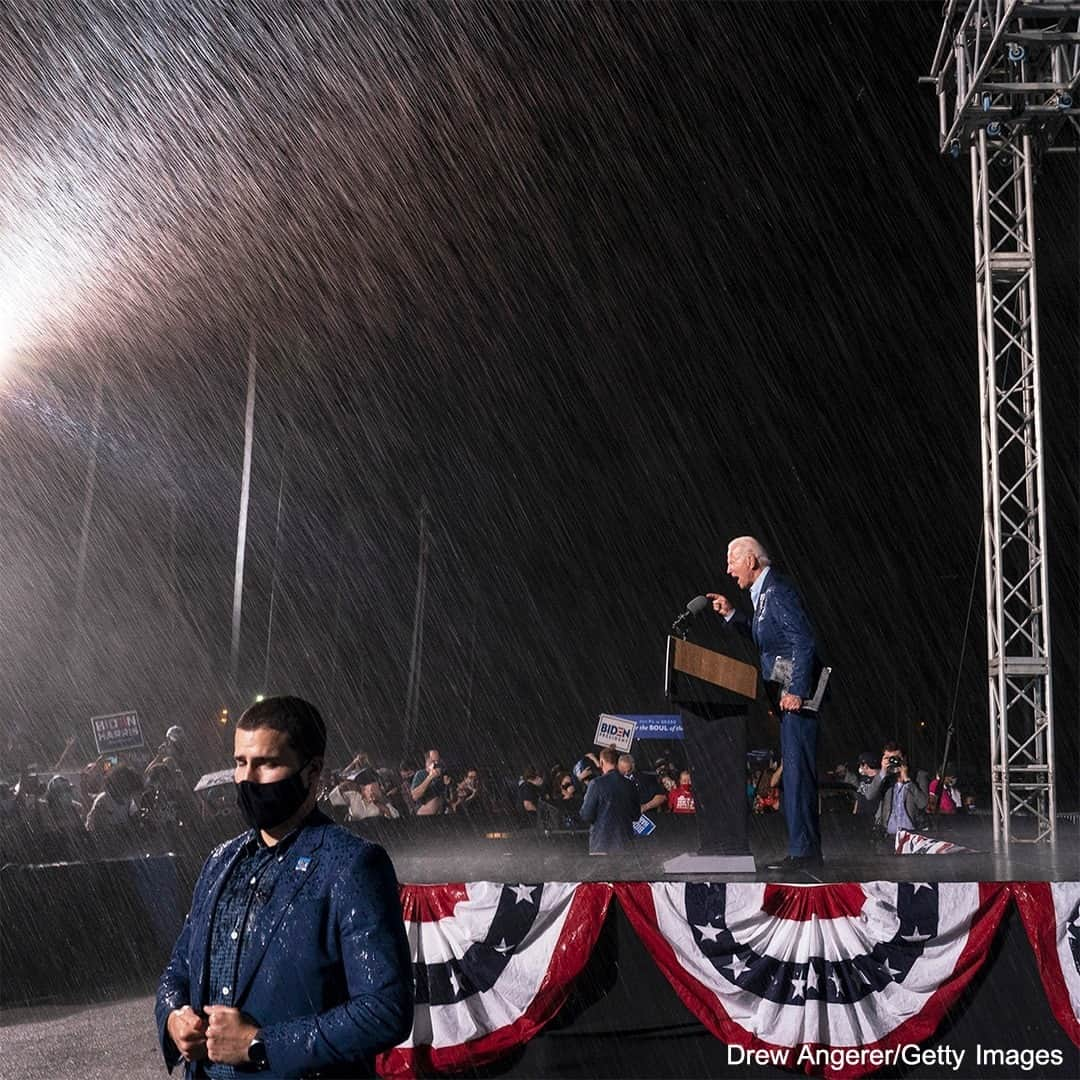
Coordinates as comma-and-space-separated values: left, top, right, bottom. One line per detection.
927, 0, 1079, 846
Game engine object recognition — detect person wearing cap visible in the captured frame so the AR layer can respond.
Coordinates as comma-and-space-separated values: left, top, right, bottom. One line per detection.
44, 775, 85, 827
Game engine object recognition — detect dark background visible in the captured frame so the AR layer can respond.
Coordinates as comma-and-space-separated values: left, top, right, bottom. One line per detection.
0, 2, 1076, 797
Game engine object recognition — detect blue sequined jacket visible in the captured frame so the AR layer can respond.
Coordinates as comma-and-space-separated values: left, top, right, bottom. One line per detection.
155, 810, 413, 1078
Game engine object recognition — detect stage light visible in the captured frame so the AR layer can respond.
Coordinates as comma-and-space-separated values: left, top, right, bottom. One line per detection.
218, 707, 230, 725
987, 121, 1002, 137
1007, 43, 1025, 63
981, 92, 993, 112
1057, 92, 1073, 111
949, 139, 962, 159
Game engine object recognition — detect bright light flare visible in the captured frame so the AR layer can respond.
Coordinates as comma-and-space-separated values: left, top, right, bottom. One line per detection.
0, 303, 16, 369
0, 260, 46, 367
0, 209, 97, 371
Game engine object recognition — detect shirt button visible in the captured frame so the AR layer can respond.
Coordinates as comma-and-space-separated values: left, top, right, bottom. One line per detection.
230, 931, 238, 940
222, 986, 230, 996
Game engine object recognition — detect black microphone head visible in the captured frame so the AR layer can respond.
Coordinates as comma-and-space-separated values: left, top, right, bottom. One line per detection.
686, 595, 710, 616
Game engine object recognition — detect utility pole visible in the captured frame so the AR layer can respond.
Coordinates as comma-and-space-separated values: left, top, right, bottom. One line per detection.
73, 368, 105, 629
402, 499, 430, 754
261, 442, 287, 694
229, 337, 258, 692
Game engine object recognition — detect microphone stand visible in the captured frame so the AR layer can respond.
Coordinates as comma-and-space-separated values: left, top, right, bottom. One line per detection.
931, 718, 956, 814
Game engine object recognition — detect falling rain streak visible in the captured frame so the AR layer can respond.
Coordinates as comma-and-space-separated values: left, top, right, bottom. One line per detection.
0, 1, 1077, 803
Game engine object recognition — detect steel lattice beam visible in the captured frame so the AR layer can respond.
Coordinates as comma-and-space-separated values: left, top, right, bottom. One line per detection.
929, 0, 1080, 158
927, 0, 1073, 845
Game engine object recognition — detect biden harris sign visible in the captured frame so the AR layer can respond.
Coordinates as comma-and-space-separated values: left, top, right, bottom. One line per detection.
593, 713, 637, 753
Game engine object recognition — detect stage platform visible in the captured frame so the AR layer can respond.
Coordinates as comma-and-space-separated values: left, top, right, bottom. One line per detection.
355, 808, 1080, 885
3, 811, 1078, 1078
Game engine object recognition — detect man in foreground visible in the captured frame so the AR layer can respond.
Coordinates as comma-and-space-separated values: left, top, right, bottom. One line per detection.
155, 696, 412, 1078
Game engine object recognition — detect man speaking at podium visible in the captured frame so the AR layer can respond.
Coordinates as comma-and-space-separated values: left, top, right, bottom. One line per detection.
710, 536, 825, 871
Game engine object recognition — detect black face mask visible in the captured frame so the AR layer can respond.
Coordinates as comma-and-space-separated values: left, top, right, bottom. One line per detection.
236, 762, 312, 831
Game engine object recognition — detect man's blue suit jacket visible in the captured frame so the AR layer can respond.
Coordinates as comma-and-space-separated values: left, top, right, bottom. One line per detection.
750, 570, 820, 701
155, 811, 412, 1079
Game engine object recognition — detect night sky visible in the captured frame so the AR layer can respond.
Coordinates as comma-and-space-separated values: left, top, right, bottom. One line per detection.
1, 2, 1076, 797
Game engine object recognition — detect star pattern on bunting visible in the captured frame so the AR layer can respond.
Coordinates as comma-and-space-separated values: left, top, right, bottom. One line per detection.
725, 953, 749, 980
510, 884, 537, 905
901, 926, 931, 942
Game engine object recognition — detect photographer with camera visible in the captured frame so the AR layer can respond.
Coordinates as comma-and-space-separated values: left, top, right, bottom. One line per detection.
410, 748, 453, 816
861, 741, 929, 849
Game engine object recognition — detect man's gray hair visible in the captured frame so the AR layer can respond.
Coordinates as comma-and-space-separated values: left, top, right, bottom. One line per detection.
618, 753, 635, 769
727, 536, 771, 566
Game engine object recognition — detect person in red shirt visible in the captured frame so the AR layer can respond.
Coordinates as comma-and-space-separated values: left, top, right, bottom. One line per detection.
928, 763, 962, 815
667, 770, 696, 814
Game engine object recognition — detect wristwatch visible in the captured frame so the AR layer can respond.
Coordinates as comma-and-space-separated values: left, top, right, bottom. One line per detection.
247, 1035, 269, 1070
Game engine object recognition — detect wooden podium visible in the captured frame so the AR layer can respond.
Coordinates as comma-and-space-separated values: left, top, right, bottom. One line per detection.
665, 635, 759, 704
663, 634, 759, 874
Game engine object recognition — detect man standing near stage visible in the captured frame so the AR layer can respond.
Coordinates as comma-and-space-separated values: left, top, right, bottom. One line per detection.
712, 536, 825, 870
155, 696, 412, 1077
579, 748, 639, 854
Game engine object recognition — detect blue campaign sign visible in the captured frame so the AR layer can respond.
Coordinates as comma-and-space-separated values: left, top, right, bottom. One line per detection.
90, 710, 144, 754
609, 714, 683, 740
633, 814, 657, 837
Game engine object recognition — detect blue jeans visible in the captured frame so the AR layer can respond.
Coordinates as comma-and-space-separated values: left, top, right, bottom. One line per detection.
780, 709, 821, 857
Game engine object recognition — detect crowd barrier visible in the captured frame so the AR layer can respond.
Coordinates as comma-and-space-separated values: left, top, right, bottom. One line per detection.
0, 853, 187, 1005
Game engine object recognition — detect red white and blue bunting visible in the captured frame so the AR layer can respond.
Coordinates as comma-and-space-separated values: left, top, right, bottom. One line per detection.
894, 828, 975, 855
613, 881, 1011, 1078
377, 881, 612, 1077
1012, 881, 1080, 1047
375, 880, 1077, 1077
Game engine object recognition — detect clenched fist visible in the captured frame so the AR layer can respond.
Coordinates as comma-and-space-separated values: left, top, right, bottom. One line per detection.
166, 1005, 207, 1062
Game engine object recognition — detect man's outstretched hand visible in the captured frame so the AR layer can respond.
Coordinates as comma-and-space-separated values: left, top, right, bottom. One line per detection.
707, 592, 734, 618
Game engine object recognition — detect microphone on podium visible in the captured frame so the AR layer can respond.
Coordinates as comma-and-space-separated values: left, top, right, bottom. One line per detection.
671, 594, 710, 635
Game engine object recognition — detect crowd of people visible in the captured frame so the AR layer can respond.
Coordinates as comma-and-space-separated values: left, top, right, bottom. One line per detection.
0, 726, 219, 863
324, 747, 698, 831
0, 730, 704, 864
823, 742, 974, 850
0, 720, 977, 867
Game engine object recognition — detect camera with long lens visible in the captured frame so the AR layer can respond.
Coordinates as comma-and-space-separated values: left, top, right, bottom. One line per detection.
887, 755, 903, 769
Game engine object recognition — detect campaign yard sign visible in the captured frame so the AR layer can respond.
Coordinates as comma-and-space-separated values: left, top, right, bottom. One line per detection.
594, 713, 637, 753
91, 710, 143, 754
